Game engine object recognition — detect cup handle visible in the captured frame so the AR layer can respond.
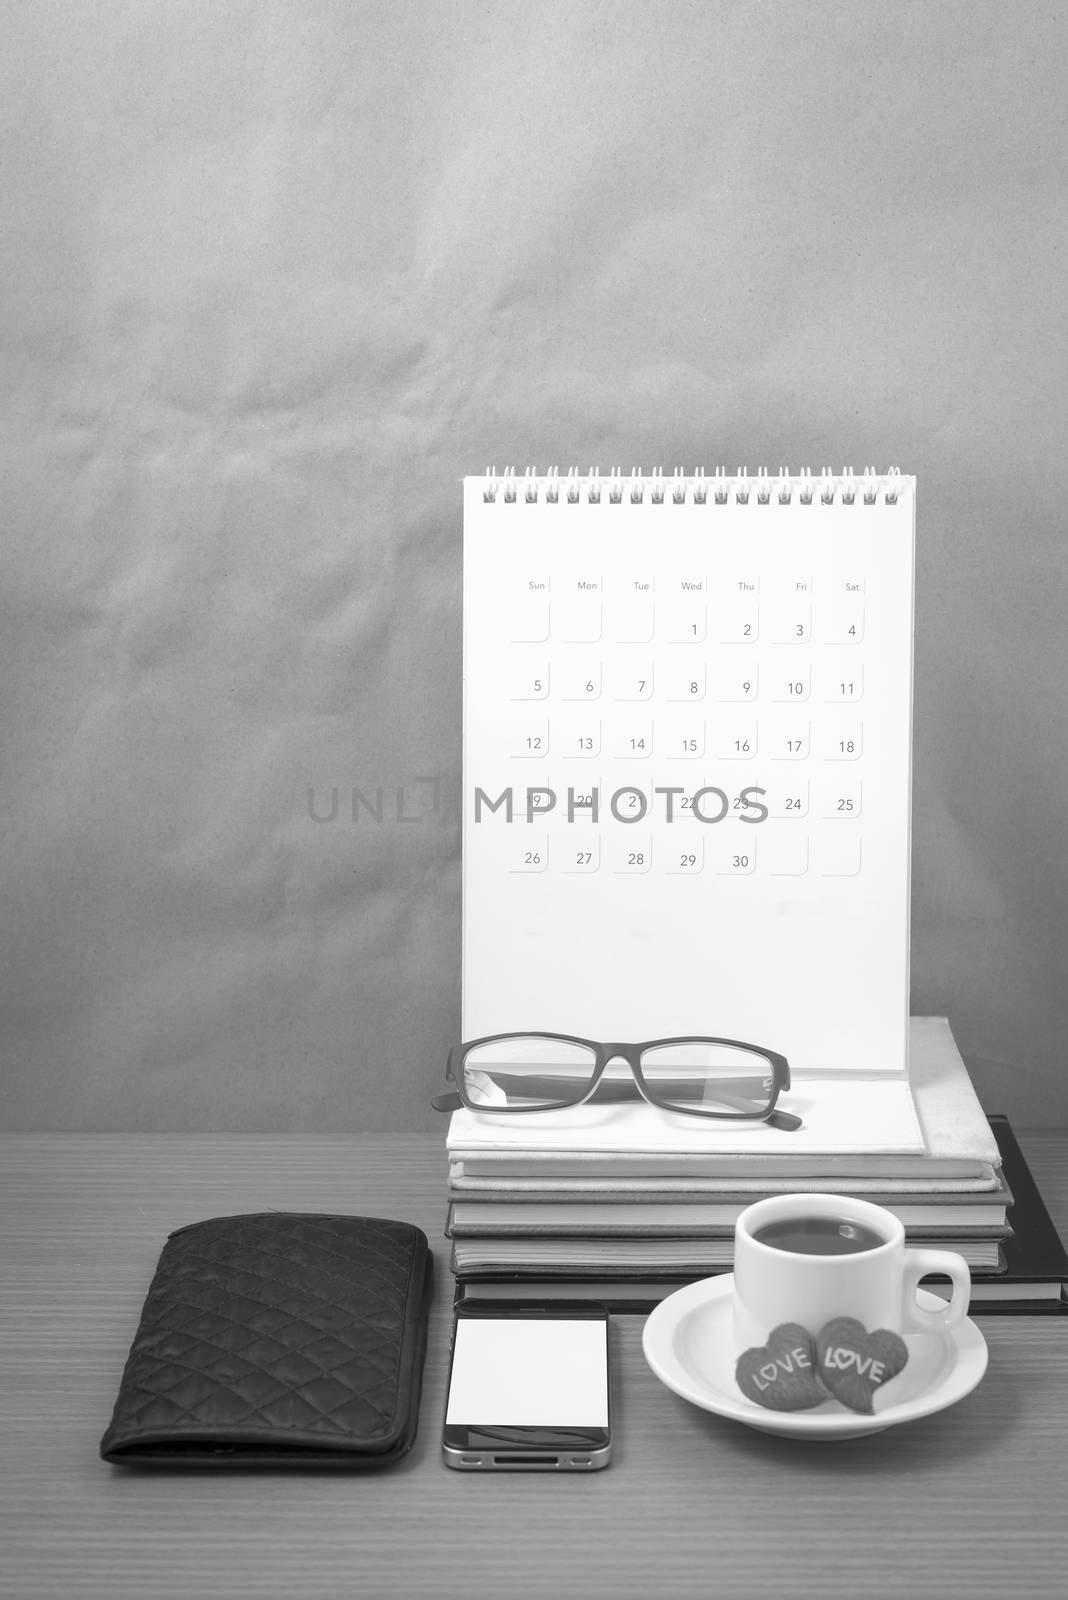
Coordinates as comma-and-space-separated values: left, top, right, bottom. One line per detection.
900, 1249, 971, 1333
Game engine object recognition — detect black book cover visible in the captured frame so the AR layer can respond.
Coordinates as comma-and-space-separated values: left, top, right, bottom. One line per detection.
977, 1115, 1068, 1312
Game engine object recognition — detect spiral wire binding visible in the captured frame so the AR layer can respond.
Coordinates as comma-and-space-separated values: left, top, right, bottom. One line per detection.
481, 465, 907, 504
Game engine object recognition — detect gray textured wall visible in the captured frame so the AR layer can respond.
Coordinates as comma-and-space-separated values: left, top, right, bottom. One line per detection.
3, 1, 1067, 1131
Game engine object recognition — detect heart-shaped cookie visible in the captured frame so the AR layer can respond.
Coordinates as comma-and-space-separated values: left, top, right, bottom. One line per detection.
735, 1322, 826, 1411
816, 1317, 909, 1414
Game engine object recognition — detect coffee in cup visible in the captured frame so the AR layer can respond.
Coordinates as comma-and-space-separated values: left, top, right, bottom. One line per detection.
751, 1214, 889, 1256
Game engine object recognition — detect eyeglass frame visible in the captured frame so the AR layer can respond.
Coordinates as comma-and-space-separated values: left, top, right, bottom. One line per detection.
432, 1031, 801, 1131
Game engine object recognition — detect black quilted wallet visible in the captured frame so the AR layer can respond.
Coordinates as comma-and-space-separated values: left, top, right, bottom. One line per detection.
100, 1213, 433, 1468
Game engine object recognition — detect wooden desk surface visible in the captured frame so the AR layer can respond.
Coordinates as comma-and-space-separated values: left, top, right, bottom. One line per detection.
1, 1131, 1066, 1600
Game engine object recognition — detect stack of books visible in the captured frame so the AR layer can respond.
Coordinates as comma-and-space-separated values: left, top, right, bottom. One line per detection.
445, 1019, 1068, 1313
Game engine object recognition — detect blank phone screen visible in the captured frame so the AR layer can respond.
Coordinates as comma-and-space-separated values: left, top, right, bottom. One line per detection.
445, 1317, 608, 1427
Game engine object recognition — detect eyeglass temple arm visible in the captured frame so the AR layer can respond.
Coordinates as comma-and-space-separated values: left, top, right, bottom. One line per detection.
431, 1073, 803, 1130
763, 1107, 803, 1132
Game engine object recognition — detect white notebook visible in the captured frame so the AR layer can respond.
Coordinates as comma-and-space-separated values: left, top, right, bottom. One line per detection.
447, 1076, 924, 1155
462, 467, 915, 1075
445, 1020, 1001, 1178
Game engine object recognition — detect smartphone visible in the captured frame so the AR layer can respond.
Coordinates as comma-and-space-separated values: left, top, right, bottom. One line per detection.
442, 1302, 612, 1470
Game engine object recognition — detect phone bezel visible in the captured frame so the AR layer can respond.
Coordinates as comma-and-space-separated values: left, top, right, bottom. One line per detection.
442, 1301, 612, 1469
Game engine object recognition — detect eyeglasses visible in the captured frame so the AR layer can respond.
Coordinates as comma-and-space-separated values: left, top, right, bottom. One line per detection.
431, 1033, 801, 1131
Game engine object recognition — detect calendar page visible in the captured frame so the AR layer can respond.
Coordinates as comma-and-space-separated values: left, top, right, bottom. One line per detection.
461, 469, 914, 1075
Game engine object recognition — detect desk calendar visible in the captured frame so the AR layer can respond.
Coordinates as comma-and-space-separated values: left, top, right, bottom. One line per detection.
461, 468, 914, 1075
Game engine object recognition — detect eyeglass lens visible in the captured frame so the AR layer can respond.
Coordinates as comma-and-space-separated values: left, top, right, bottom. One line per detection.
637, 1042, 774, 1116
461, 1038, 598, 1109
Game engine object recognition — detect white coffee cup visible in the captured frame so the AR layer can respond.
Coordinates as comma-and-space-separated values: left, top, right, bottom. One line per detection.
732, 1193, 971, 1353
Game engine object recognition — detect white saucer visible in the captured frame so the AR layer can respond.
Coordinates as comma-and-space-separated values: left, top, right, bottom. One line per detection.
642, 1274, 989, 1440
